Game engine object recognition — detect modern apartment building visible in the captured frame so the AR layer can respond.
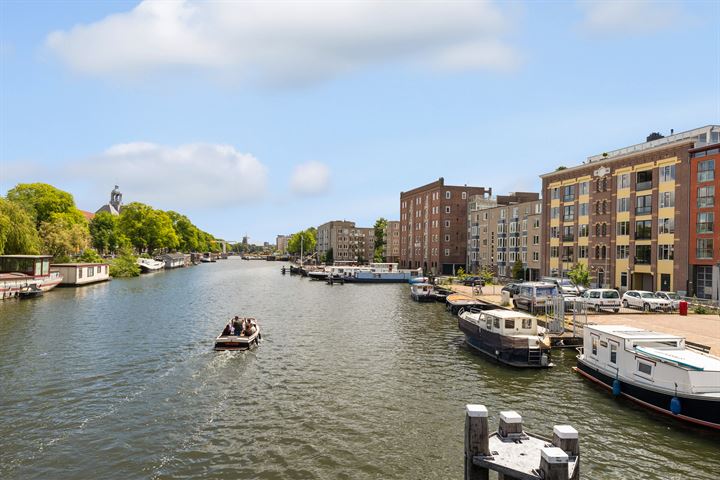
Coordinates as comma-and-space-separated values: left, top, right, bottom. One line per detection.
384, 220, 401, 264
316, 220, 375, 263
400, 178, 492, 275
276, 234, 290, 253
540, 125, 719, 294
689, 142, 719, 300
467, 193, 542, 280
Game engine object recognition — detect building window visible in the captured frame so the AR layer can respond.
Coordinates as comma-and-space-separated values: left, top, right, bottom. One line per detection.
620, 272, 627, 288
579, 202, 588, 216
445, 220, 450, 228
551, 187, 559, 200
579, 245, 587, 258
550, 207, 559, 219
635, 220, 652, 240
636, 170, 652, 191
562, 246, 574, 262
563, 205, 575, 222
697, 212, 714, 233
635, 245, 651, 264
462, 192, 467, 199
595, 245, 600, 259
617, 221, 629, 236
594, 223, 600, 237
617, 245, 629, 259
658, 244, 674, 260
551, 246, 559, 258
444, 234, 450, 242
618, 173, 630, 189
696, 239, 714, 259
445, 191, 451, 199
563, 185, 575, 202
660, 164, 675, 182
602, 177, 608, 191
602, 201, 607, 214
533, 218, 540, 228
698, 160, 715, 182
444, 248, 450, 256
601, 223, 607, 236
445, 206, 451, 214
562, 226, 574, 242
658, 218, 674, 234
578, 224, 588, 237
659, 191, 675, 209
533, 235, 540, 245
636, 195, 652, 215
579, 181, 589, 195
617, 197, 629, 213
533, 251, 539, 261
697, 186, 715, 208
594, 201, 600, 214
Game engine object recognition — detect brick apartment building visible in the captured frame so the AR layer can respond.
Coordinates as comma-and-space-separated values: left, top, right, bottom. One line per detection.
689, 142, 719, 300
400, 178, 492, 275
384, 220, 400, 264
276, 234, 290, 253
467, 193, 542, 280
316, 220, 374, 264
540, 125, 719, 294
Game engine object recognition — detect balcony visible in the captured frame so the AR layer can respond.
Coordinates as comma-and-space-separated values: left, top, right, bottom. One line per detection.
562, 235, 575, 242
636, 181, 652, 191
635, 206, 652, 215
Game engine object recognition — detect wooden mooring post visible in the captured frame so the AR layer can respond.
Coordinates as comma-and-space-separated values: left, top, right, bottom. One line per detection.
464, 404, 580, 480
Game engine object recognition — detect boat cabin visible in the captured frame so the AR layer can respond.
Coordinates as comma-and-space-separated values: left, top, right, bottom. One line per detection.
581, 325, 720, 396
476, 309, 540, 337
0, 255, 53, 277
161, 253, 186, 269
51, 263, 110, 286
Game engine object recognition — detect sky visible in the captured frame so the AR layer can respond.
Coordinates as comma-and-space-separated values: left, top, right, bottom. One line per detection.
1, 0, 718, 244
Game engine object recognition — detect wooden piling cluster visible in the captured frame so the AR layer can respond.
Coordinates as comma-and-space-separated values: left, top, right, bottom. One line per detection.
464, 404, 579, 480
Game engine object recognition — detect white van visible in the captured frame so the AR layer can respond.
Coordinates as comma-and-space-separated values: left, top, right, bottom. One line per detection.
580, 289, 621, 313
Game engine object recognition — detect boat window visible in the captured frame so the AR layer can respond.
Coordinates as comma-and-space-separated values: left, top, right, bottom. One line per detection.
78, 268, 83, 279
505, 319, 515, 329
591, 335, 598, 356
609, 342, 618, 364
637, 361, 653, 376
522, 318, 532, 329
493, 318, 500, 329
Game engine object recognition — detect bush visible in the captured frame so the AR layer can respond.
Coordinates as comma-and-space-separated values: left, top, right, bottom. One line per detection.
693, 304, 709, 315
110, 246, 140, 277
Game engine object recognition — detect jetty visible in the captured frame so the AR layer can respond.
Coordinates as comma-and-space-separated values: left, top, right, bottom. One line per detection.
464, 404, 579, 480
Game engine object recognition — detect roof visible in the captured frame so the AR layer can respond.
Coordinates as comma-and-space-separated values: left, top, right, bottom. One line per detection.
51, 263, 109, 267
162, 253, 186, 259
585, 324, 682, 340
0, 255, 53, 259
483, 309, 535, 319
79, 210, 95, 221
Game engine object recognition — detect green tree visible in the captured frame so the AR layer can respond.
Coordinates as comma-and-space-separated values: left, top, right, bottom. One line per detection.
479, 266, 494, 285
143, 209, 179, 253
568, 263, 590, 288
117, 202, 152, 252
373, 217, 388, 262
109, 245, 141, 277
325, 247, 334, 264
0, 197, 41, 254
77, 248, 104, 263
511, 259, 524, 280
7, 183, 84, 228
39, 213, 90, 260
89, 211, 120, 254
287, 229, 317, 254
167, 211, 201, 252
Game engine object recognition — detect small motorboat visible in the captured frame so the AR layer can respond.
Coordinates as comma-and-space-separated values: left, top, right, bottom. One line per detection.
137, 258, 165, 272
410, 283, 435, 302
214, 317, 261, 351
19, 284, 44, 299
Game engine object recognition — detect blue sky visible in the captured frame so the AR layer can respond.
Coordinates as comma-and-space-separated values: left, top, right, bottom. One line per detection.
1, 0, 718, 243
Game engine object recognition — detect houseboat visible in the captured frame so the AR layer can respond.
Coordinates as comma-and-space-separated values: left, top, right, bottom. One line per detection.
51, 263, 111, 286
308, 267, 329, 281
161, 253, 186, 269
137, 257, 165, 272
214, 318, 261, 351
345, 263, 423, 283
458, 309, 552, 368
0, 255, 63, 299
410, 283, 435, 302
574, 325, 720, 430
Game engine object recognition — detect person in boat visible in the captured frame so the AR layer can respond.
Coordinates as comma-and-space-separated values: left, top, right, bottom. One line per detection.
243, 318, 257, 336
232, 317, 243, 336
222, 323, 232, 336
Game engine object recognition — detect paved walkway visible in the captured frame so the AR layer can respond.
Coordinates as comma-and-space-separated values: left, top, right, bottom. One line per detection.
447, 284, 720, 353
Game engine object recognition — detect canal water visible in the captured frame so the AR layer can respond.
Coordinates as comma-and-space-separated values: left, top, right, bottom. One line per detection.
1, 260, 718, 479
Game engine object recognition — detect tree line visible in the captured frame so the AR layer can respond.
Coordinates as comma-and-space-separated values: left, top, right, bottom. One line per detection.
0, 183, 220, 261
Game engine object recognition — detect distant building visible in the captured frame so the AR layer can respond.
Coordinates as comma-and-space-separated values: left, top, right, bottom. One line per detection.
316, 220, 374, 263
161, 253, 186, 269
467, 193, 542, 280
276, 235, 290, 253
400, 177, 492, 275
95, 185, 123, 216
540, 125, 719, 293
51, 263, 110, 286
384, 221, 400, 264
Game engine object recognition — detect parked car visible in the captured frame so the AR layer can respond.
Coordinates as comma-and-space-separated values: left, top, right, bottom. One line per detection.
580, 289, 621, 313
540, 276, 581, 296
463, 276, 485, 286
501, 283, 521, 297
621, 290, 672, 312
513, 282, 559, 314
655, 291, 681, 310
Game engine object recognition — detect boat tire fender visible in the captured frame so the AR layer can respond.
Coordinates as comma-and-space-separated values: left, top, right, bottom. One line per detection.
612, 379, 621, 396
670, 396, 681, 415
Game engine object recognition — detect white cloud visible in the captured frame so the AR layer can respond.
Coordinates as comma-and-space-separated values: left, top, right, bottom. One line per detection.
578, 1, 690, 34
290, 161, 330, 196
69, 142, 267, 208
45, 1, 520, 85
